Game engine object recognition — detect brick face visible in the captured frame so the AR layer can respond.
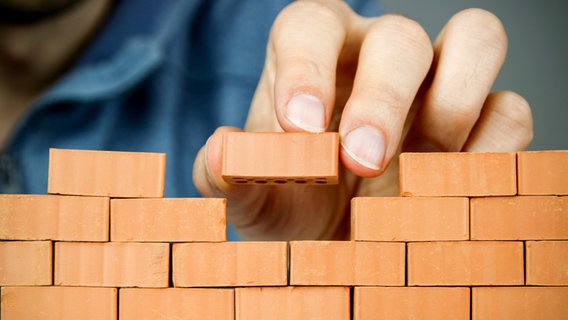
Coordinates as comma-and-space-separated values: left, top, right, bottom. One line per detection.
354, 287, 470, 320
0, 241, 52, 286
473, 287, 568, 320
399, 152, 517, 197
0, 194, 109, 241
517, 150, 568, 195
236, 287, 350, 320
526, 241, 568, 285
290, 241, 405, 286
471, 196, 568, 240
119, 288, 234, 320
351, 197, 469, 241
1, 286, 117, 320
173, 242, 287, 287
111, 198, 226, 242
408, 241, 525, 286
55, 242, 169, 287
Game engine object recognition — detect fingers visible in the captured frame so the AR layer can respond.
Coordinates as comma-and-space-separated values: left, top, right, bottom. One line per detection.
463, 91, 533, 151
269, 0, 354, 132
404, 8, 508, 152
339, 15, 433, 177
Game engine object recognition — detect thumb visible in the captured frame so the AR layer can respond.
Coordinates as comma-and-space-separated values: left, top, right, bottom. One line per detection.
192, 126, 268, 238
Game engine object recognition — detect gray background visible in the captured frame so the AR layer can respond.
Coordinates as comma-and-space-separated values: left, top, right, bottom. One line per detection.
381, 0, 568, 150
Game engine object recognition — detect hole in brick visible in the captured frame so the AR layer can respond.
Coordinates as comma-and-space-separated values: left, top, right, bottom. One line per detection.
295, 180, 307, 184
234, 180, 248, 184
274, 180, 287, 184
315, 180, 327, 184
255, 180, 268, 184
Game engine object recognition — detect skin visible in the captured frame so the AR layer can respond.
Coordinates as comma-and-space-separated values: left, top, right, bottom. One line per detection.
193, 0, 533, 240
0, 0, 533, 240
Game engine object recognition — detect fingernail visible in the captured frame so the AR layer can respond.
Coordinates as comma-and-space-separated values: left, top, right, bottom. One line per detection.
286, 94, 325, 132
341, 126, 385, 171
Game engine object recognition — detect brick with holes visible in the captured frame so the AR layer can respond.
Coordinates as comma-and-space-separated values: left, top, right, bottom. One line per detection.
222, 132, 339, 185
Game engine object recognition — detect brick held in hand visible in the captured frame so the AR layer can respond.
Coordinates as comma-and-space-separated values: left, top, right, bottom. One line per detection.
471, 196, 568, 240
526, 241, 568, 285
48, 148, 166, 198
398, 152, 517, 197
351, 196, 469, 241
173, 241, 287, 287
120, 288, 234, 320
236, 287, 350, 320
0, 241, 52, 286
111, 198, 226, 242
289, 241, 405, 286
407, 241, 524, 286
1, 286, 117, 320
55, 242, 169, 288
0, 194, 109, 241
518, 150, 568, 195
354, 287, 470, 320
222, 132, 339, 184
472, 287, 568, 320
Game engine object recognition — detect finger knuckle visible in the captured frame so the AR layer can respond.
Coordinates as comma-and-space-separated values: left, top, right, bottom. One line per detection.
371, 14, 432, 53
275, 0, 345, 30
429, 92, 481, 128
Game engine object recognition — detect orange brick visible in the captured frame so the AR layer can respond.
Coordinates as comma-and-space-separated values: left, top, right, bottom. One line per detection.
55, 242, 169, 287
518, 150, 568, 195
399, 152, 516, 196
354, 287, 470, 320
0, 194, 109, 241
471, 196, 568, 240
526, 241, 568, 285
222, 132, 339, 184
473, 287, 568, 320
0, 241, 51, 286
120, 288, 234, 320
236, 287, 349, 320
408, 241, 524, 286
1, 286, 117, 320
351, 197, 469, 241
173, 242, 287, 287
111, 198, 226, 242
48, 148, 166, 197
289, 241, 405, 286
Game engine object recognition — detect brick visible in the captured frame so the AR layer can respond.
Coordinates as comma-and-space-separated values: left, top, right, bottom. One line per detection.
354, 287, 470, 320
48, 148, 166, 197
471, 196, 568, 240
290, 241, 405, 286
111, 198, 226, 242
1, 286, 117, 320
351, 197, 469, 241
222, 132, 339, 184
173, 242, 287, 287
526, 241, 568, 285
518, 150, 568, 195
0, 194, 109, 241
55, 242, 169, 287
399, 152, 516, 197
408, 241, 524, 286
120, 288, 234, 320
236, 287, 349, 320
0, 241, 51, 286
473, 287, 568, 320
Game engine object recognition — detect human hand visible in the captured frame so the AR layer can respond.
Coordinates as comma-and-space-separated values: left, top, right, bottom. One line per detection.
193, 0, 533, 240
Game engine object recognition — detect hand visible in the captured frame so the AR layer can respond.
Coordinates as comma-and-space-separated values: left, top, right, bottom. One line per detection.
193, 0, 533, 240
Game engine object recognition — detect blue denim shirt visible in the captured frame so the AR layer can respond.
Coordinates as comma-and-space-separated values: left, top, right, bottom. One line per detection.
1, 0, 380, 240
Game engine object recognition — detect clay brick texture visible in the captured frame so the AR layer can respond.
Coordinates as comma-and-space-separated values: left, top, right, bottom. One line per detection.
2, 147, 568, 319
222, 132, 339, 184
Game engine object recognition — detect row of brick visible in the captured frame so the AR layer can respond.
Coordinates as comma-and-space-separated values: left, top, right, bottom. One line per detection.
2, 240, 567, 287
399, 150, 567, 196
46, 146, 568, 196
3, 195, 565, 242
2, 286, 567, 320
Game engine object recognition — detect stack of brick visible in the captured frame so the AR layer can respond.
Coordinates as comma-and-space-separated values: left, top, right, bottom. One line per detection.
1, 133, 567, 319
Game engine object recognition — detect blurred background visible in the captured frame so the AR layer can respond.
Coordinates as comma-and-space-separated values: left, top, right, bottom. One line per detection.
382, 0, 568, 150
